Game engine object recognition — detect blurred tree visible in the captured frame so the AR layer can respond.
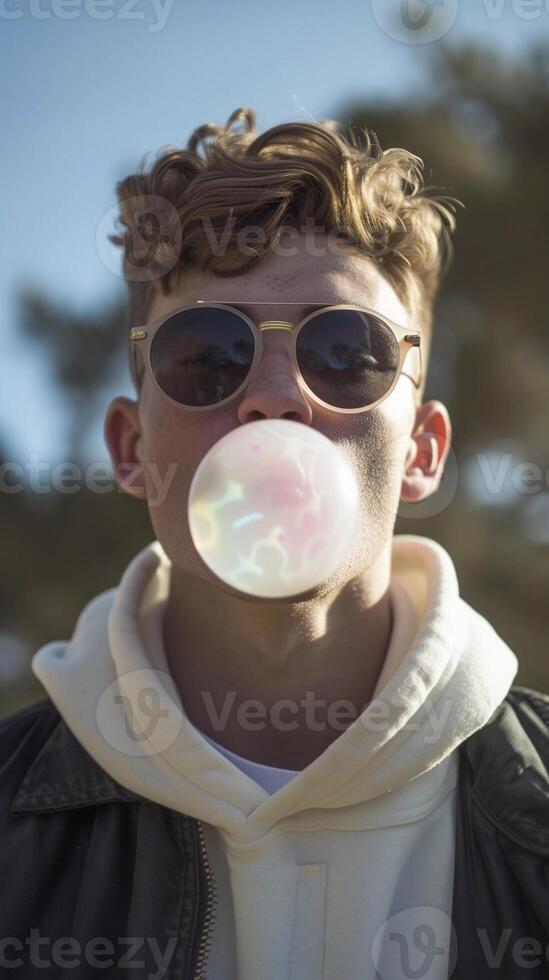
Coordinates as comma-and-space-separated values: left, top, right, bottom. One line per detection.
2, 300, 152, 715
344, 41, 549, 451
342, 40, 549, 689
17, 291, 129, 459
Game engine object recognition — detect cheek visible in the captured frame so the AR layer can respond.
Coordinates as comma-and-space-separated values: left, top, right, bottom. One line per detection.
328, 406, 413, 532
139, 398, 237, 556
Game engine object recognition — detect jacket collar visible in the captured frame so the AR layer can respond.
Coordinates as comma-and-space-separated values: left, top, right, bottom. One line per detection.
461, 687, 549, 854
12, 690, 549, 853
11, 706, 143, 814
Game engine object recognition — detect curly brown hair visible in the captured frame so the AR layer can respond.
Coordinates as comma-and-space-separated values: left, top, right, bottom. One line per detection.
109, 106, 460, 395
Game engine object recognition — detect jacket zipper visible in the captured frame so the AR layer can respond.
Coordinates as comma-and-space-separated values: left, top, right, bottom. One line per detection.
192, 819, 218, 980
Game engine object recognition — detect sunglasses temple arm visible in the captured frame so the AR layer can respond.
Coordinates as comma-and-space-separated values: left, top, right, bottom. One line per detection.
414, 343, 423, 389
401, 343, 423, 390
129, 343, 138, 390
129, 341, 144, 393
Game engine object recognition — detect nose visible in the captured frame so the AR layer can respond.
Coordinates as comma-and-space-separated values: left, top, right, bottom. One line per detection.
236, 341, 313, 426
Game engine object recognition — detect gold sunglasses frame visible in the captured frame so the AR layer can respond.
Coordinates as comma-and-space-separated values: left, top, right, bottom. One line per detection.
129, 300, 422, 415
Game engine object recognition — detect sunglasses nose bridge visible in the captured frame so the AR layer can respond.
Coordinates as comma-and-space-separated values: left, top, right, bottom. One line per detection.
257, 320, 294, 333
255, 320, 295, 364
253, 321, 297, 367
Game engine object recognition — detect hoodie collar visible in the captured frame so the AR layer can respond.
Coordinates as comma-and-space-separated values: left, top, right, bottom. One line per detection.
28, 535, 519, 841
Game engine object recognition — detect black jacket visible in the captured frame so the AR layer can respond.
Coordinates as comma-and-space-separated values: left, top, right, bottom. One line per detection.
1, 685, 548, 979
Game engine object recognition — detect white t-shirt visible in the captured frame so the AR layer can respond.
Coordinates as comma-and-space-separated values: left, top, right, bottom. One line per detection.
200, 730, 300, 794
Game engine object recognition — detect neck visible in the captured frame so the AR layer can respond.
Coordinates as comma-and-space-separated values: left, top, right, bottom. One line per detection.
163, 549, 393, 770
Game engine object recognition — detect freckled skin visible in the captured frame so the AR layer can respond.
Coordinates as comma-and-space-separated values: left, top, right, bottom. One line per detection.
103, 232, 452, 766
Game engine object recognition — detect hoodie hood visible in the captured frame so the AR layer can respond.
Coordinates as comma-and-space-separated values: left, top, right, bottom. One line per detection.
32, 534, 518, 844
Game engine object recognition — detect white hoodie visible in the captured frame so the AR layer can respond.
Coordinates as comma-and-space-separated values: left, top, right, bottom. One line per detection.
32, 534, 518, 980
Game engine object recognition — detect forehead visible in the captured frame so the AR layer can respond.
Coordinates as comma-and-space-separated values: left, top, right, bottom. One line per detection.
147, 231, 409, 327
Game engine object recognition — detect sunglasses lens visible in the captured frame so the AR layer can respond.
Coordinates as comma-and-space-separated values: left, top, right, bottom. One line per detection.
296, 309, 400, 409
150, 307, 255, 407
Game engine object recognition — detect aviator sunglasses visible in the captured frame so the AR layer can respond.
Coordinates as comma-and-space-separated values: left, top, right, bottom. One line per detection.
129, 301, 423, 414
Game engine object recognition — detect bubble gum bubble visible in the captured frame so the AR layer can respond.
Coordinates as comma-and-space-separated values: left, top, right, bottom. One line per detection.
188, 418, 360, 598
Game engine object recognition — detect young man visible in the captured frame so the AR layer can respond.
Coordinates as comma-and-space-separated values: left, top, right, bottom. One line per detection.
1, 107, 548, 980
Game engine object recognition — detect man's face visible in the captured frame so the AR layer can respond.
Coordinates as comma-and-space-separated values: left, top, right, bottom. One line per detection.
105, 231, 446, 599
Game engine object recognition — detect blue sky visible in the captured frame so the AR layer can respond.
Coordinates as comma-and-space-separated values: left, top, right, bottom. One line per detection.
2, 0, 547, 467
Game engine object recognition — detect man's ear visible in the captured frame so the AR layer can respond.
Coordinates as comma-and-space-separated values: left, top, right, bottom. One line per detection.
103, 396, 146, 499
400, 400, 452, 504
